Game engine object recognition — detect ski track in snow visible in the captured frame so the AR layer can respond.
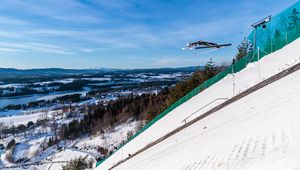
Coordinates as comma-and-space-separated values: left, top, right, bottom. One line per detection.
149, 123, 298, 170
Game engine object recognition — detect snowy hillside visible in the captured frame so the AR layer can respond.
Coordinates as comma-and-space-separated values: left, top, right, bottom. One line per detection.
113, 53, 300, 170
96, 38, 300, 169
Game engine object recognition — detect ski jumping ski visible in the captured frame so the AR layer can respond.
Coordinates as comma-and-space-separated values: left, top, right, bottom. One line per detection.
182, 40, 232, 50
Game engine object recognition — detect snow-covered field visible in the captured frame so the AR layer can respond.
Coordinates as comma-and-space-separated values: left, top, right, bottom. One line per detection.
37, 89, 89, 101
149, 73, 183, 79
81, 77, 111, 81
0, 109, 62, 127
0, 112, 43, 126
0, 83, 24, 88
34, 78, 76, 85
96, 38, 300, 169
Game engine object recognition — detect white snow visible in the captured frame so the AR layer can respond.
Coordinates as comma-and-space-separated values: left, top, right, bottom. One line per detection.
34, 78, 75, 85
0, 112, 43, 126
81, 77, 111, 81
54, 78, 75, 84
40, 148, 91, 170
96, 38, 300, 169
149, 73, 182, 79
76, 121, 140, 155
0, 83, 24, 89
0, 109, 61, 127
37, 90, 88, 101
13, 143, 30, 161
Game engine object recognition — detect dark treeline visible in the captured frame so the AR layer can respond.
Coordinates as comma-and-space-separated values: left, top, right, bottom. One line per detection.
58, 59, 225, 141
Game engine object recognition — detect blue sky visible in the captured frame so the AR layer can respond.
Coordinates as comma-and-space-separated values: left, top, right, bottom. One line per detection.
0, 0, 298, 69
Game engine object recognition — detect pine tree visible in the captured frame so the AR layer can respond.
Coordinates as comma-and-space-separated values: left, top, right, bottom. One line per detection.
235, 38, 253, 61
205, 58, 217, 79
61, 157, 93, 170
288, 8, 300, 30
274, 29, 281, 38
48, 137, 53, 147
274, 29, 284, 49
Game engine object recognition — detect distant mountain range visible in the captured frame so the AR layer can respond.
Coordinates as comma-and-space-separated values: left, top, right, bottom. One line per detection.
0, 66, 202, 80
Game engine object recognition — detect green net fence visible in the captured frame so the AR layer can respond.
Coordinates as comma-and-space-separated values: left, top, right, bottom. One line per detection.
96, 1, 300, 167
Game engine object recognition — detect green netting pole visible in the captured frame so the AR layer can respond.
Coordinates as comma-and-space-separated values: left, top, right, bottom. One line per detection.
286, 32, 288, 45
270, 32, 273, 53
231, 64, 235, 96
258, 46, 261, 83
253, 28, 257, 51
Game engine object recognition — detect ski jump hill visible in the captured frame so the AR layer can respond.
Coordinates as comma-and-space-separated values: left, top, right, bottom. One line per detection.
96, 2, 300, 170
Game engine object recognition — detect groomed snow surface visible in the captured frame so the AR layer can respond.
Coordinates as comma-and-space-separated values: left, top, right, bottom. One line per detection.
96, 38, 300, 170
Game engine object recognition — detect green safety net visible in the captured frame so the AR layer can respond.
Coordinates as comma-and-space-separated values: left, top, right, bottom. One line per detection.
96, 1, 300, 167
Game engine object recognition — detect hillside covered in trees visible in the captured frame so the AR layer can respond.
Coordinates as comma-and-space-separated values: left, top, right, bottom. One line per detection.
58, 59, 226, 142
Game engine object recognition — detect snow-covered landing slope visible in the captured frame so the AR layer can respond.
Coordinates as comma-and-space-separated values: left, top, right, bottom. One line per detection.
114, 59, 300, 170
96, 38, 300, 169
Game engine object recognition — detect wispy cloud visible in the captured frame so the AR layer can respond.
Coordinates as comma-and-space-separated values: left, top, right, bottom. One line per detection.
6, 26, 162, 49
0, 42, 75, 54
0, 48, 24, 52
0, 16, 30, 25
